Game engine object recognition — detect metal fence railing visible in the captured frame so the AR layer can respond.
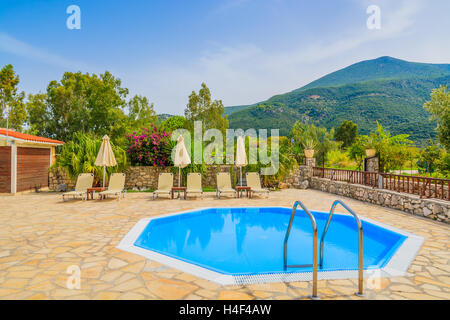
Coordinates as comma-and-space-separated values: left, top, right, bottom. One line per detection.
313, 167, 450, 201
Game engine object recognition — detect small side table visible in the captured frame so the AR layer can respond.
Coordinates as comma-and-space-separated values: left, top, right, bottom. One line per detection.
87, 187, 107, 200
171, 187, 187, 200
236, 186, 252, 198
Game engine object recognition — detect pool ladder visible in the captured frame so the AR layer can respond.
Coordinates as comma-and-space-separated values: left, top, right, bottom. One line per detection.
283, 200, 364, 299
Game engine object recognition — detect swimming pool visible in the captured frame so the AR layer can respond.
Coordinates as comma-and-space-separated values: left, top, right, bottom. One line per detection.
118, 207, 424, 285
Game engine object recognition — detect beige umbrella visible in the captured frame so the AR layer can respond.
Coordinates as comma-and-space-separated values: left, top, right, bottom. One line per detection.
174, 135, 191, 187
235, 136, 248, 186
95, 135, 117, 187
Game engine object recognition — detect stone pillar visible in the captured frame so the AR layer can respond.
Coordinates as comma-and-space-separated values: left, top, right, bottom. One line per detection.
305, 157, 316, 167
364, 157, 379, 172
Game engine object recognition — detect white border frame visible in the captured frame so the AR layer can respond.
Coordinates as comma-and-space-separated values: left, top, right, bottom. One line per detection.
117, 207, 424, 285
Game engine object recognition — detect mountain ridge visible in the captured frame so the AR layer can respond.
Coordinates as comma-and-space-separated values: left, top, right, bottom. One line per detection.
225, 56, 450, 143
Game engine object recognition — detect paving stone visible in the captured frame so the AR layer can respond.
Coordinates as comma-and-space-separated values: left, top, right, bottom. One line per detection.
247, 283, 287, 293
217, 291, 253, 300
0, 190, 448, 300
100, 270, 123, 282
121, 261, 145, 273
414, 276, 450, 288
174, 273, 198, 282
93, 291, 121, 300
1, 278, 29, 289
118, 292, 145, 300
195, 289, 217, 299
145, 279, 197, 300
0, 251, 10, 258
390, 284, 422, 293
274, 295, 292, 300
107, 258, 128, 269
111, 279, 143, 292
194, 279, 221, 291
252, 290, 273, 299
396, 292, 439, 300
0, 288, 20, 297
26, 293, 48, 300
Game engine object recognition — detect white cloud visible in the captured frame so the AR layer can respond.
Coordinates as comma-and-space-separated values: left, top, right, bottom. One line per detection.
0, 32, 89, 71
126, 0, 443, 115
5, 0, 441, 115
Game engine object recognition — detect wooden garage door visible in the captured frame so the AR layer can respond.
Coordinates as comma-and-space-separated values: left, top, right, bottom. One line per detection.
17, 147, 50, 192
0, 146, 11, 193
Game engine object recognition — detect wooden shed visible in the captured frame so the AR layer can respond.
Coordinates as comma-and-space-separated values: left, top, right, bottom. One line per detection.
0, 128, 64, 194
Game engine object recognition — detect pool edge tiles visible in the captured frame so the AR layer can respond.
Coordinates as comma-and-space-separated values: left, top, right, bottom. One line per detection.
116, 207, 424, 285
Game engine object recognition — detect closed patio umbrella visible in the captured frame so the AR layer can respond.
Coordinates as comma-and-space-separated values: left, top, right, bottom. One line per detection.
235, 136, 248, 186
174, 135, 191, 187
95, 135, 117, 187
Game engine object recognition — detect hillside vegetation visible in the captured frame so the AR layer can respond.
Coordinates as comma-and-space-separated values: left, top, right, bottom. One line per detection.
226, 56, 450, 143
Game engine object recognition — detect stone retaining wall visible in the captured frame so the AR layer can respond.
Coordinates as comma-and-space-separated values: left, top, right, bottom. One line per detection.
48, 168, 74, 191
282, 166, 312, 189
310, 177, 449, 223
49, 165, 244, 191
283, 166, 449, 223
123, 165, 236, 190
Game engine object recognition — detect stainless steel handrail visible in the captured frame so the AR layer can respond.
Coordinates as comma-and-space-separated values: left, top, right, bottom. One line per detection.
283, 201, 318, 299
319, 200, 364, 296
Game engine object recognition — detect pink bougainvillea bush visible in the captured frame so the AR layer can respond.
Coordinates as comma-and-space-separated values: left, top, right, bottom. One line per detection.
126, 124, 174, 166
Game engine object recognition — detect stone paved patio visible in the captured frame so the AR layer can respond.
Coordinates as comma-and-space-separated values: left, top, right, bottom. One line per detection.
0, 189, 449, 300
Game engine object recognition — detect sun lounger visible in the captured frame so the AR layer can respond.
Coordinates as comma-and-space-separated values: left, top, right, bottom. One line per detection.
246, 172, 270, 198
99, 173, 126, 200
186, 173, 203, 199
62, 173, 94, 201
216, 172, 236, 199
153, 173, 173, 200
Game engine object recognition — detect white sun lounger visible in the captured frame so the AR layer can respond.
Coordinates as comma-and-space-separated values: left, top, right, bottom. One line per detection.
62, 173, 94, 201
246, 172, 269, 198
186, 173, 203, 199
99, 173, 126, 200
153, 173, 173, 200
216, 172, 236, 199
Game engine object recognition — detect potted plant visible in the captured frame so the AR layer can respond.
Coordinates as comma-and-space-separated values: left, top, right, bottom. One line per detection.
364, 135, 377, 158
302, 139, 317, 158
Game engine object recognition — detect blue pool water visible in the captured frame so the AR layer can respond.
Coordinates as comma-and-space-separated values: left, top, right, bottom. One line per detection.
134, 207, 406, 275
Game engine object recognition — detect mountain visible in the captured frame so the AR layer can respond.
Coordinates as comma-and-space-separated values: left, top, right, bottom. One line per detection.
300, 56, 450, 90
224, 104, 254, 116
226, 56, 450, 143
157, 113, 175, 122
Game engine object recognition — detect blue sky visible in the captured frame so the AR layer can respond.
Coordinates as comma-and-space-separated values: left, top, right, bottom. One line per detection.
1, 0, 449, 115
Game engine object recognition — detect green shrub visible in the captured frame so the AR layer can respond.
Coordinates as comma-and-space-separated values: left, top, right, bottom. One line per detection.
54, 132, 128, 185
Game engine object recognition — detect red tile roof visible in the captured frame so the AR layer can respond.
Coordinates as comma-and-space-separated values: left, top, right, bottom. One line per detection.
0, 128, 64, 145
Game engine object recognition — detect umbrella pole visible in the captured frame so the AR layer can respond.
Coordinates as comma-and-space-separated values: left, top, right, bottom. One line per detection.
103, 166, 106, 187
240, 167, 243, 186
178, 167, 181, 187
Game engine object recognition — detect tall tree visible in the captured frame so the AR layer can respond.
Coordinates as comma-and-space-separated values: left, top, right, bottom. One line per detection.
161, 115, 188, 132
363, 122, 413, 172
290, 121, 337, 164
0, 64, 27, 131
335, 120, 358, 149
31, 71, 129, 142
26, 93, 48, 135
417, 141, 442, 174
127, 95, 157, 129
424, 85, 450, 151
184, 83, 228, 133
